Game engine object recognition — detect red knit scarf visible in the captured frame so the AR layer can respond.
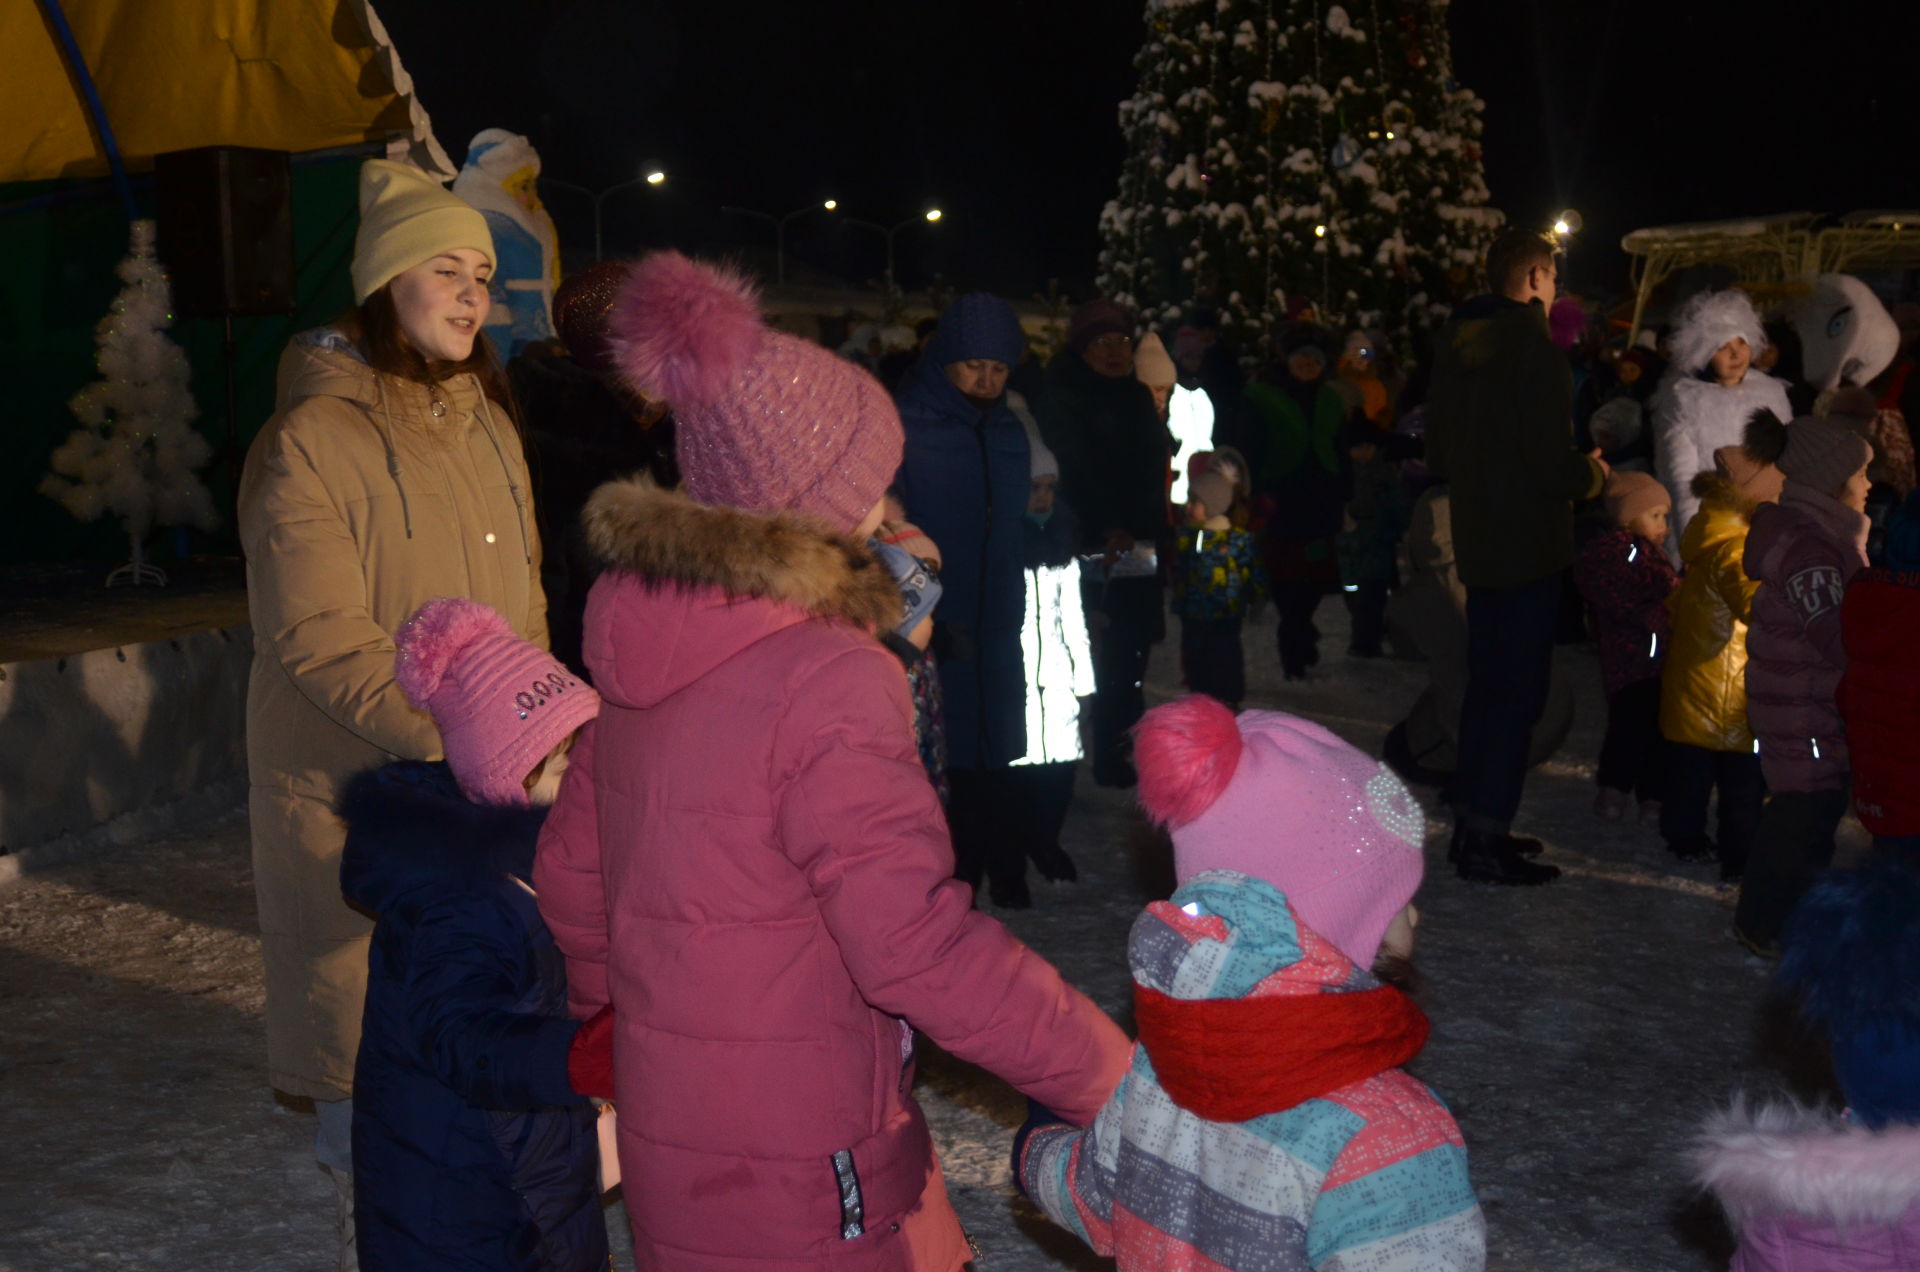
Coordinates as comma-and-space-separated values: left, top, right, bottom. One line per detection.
1133, 981, 1431, 1122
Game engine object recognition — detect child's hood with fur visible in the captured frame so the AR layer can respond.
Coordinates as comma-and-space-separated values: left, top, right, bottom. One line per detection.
1697, 1099, 1920, 1228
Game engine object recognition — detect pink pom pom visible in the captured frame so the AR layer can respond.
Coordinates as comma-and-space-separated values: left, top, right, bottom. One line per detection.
394, 597, 513, 708
609, 251, 764, 411
1134, 695, 1244, 829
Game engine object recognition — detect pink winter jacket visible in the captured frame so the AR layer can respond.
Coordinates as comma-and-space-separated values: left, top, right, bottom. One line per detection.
1697, 1101, 1920, 1272
533, 479, 1131, 1272
1743, 485, 1870, 793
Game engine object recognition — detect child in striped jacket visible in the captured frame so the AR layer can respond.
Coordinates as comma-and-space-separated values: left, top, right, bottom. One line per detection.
1014, 695, 1485, 1271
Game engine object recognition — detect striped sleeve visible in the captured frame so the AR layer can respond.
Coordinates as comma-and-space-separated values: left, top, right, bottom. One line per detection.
1019, 1071, 1130, 1254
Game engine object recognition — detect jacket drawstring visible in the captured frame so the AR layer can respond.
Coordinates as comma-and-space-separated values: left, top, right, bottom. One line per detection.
374, 377, 415, 539
473, 376, 534, 565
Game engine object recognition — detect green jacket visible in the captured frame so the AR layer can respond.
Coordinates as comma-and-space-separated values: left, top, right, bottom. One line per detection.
1424, 296, 1604, 588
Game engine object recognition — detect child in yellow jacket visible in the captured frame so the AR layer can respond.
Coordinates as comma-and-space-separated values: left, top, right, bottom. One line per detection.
1658, 437, 1784, 880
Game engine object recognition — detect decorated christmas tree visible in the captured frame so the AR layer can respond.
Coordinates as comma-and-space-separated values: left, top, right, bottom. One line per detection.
1098, 0, 1503, 359
41, 219, 217, 585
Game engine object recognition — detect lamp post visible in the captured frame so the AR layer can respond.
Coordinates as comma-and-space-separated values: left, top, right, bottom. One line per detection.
539, 170, 667, 262
720, 200, 838, 286
844, 208, 943, 291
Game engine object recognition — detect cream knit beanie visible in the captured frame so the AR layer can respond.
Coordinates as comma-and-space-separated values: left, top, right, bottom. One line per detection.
351, 160, 496, 305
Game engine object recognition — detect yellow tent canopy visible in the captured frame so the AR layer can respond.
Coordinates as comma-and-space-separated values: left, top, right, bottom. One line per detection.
4, 0, 451, 185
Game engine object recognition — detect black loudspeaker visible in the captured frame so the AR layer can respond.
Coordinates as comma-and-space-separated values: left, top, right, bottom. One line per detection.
153, 146, 297, 318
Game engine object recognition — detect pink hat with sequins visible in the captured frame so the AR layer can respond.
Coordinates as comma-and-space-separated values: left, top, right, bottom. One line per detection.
609, 251, 902, 534
1134, 696, 1428, 966
394, 598, 599, 807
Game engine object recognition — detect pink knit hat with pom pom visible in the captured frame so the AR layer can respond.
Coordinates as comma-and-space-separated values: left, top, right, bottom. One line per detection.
1135, 696, 1428, 967
609, 251, 903, 534
394, 598, 599, 807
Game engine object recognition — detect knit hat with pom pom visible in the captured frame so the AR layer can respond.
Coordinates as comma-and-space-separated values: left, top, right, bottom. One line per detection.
610, 251, 902, 534
1134, 696, 1427, 967
394, 598, 599, 807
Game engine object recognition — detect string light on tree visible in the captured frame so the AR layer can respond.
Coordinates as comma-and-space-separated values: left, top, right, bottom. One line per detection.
40, 219, 216, 586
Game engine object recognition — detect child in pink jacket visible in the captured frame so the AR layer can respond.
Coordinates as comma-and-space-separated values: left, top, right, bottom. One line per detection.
532, 252, 1130, 1272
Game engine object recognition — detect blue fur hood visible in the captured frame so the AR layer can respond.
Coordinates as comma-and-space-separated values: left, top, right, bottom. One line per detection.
338, 761, 550, 917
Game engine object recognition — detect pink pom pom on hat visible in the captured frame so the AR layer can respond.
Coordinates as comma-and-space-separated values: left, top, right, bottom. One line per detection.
395, 597, 599, 807
1135, 695, 1428, 967
609, 250, 903, 534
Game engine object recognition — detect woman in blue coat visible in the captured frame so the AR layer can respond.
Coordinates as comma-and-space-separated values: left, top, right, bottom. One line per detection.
893, 293, 1036, 906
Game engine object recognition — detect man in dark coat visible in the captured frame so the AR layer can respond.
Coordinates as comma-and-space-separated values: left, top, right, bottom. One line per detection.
1425, 228, 1607, 884
1036, 300, 1172, 787
894, 293, 1036, 905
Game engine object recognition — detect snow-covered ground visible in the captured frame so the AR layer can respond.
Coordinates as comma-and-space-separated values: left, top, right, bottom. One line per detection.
0, 601, 1857, 1271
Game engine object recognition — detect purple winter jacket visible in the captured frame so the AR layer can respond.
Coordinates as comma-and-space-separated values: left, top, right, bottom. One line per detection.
1697, 1101, 1920, 1272
1574, 526, 1678, 698
1742, 485, 1869, 793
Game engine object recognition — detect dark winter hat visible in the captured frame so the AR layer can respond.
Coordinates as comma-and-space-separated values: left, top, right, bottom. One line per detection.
1780, 858, 1920, 1129
1278, 321, 1333, 364
1778, 414, 1872, 498
926, 293, 1025, 369
1885, 489, 1920, 573
554, 260, 634, 378
1188, 470, 1234, 518
1066, 299, 1134, 353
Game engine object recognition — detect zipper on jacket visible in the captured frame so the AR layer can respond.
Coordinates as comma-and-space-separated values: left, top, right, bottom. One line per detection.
831, 1149, 865, 1240
972, 411, 996, 761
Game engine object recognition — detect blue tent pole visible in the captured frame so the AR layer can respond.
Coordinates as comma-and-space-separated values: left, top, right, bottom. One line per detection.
37, 0, 139, 223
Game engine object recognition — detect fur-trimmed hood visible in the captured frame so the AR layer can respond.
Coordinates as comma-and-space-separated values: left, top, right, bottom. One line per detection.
1696, 1099, 1920, 1228
577, 477, 904, 709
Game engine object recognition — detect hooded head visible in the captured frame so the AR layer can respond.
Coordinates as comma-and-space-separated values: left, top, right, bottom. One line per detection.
351, 160, 496, 306
1669, 288, 1768, 378
1133, 696, 1426, 967
610, 251, 902, 534
925, 293, 1025, 370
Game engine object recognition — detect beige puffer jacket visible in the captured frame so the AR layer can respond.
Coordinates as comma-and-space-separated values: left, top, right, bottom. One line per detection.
238, 330, 546, 1099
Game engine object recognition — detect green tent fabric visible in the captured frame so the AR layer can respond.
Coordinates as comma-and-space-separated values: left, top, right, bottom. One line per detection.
0, 158, 360, 566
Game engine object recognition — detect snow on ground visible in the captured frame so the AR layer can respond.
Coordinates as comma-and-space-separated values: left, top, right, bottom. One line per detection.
0, 601, 1859, 1271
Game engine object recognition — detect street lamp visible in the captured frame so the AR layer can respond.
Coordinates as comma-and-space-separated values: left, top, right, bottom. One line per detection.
844, 209, 944, 291
1551, 208, 1583, 240
721, 200, 839, 286
538, 170, 669, 262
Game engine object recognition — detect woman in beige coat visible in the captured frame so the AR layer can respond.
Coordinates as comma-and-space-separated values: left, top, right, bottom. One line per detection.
237, 160, 544, 1261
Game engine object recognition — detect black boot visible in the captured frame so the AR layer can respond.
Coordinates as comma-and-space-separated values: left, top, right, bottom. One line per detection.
1030, 842, 1078, 883
1446, 825, 1543, 863
1452, 824, 1560, 885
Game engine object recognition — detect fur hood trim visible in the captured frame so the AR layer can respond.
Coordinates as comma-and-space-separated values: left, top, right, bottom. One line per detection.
1670, 289, 1769, 376
1691, 471, 1759, 518
582, 476, 902, 631
1695, 1098, 1920, 1227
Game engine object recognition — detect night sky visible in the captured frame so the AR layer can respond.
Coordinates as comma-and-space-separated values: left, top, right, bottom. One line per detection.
378, 0, 1920, 302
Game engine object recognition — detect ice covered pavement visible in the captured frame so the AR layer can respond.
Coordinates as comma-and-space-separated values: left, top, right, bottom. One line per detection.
0, 604, 1855, 1270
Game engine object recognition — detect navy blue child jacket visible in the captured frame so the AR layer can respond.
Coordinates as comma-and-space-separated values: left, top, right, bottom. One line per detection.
339, 761, 606, 1272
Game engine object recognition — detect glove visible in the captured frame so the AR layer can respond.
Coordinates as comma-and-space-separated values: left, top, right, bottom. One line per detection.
566, 1005, 616, 1101
1010, 1098, 1068, 1200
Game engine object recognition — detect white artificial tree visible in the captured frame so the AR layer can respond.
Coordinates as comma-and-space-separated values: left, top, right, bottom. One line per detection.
41, 219, 217, 585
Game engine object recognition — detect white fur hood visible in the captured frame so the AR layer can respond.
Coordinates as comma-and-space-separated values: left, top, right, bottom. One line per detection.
1695, 1099, 1920, 1228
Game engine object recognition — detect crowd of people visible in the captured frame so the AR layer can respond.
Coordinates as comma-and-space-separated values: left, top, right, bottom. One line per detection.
231, 160, 1920, 1271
